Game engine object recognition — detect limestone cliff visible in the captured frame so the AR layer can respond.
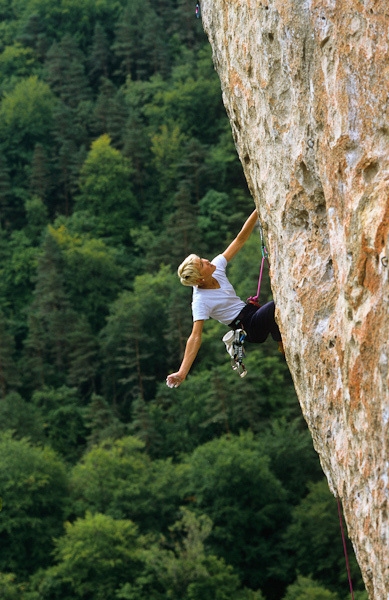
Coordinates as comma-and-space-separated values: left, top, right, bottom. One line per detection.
201, 0, 389, 598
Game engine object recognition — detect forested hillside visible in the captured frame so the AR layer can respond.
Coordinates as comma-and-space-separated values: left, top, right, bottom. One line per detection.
0, 1, 365, 599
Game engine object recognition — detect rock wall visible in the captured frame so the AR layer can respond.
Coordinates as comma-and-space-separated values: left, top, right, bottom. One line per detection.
201, 1, 389, 598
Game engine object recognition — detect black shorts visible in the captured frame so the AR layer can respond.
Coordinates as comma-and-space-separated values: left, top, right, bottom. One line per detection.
228, 301, 281, 343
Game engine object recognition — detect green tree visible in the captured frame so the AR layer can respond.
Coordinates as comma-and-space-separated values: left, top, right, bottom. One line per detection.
67, 314, 99, 395
259, 418, 323, 505
0, 309, 19, 397
69, 436, 181, 533
29, 143, 52, 203
15, 11, 48, 59
83, 394, 128, 447
33, 512, 146, 600
32, 386, 87, 463
75, 134, 138, 244
282, 479, 365, 596
100, 290, 152, 407
0, 42, 37, 83
151, 368, 228, 458
1, 228, 40, 318
0, 152, 13, 229
118, 508, 262, 600
49, 221, 126, 331
93, 79, 128, 149
150, 121, 188, 195
144, 45, 225, 145
0, 431, 68, 576
0, 75, 55, 154
0, 391, 44, 442
51, 101, 87, 215
182, 432, 290, 592
0, 76, 56, 218
282, 575, 340, 600
129, 394, 162, 453
112, 1, 169, 82
87, 22, 111, 88
100, 267, 174, 407
0, 572, 26, 600
23, 230, 77, 388
45, 34, 91, 108
24, 196, 49, 241
150, 345, 298, 459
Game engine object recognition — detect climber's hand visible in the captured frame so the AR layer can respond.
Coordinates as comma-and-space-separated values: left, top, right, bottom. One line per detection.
166, 372, 185, 388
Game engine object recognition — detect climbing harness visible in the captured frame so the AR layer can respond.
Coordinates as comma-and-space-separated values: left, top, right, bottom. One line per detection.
222, 329, 247, 377
337, 498, 355, 600
222, 218, 269, 377
195, 3, 201, 18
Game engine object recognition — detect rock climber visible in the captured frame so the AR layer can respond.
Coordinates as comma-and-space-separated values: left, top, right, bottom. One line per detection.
166, 209, 283, 388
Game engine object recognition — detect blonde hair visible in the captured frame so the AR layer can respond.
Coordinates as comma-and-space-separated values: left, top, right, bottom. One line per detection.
177, 254, 201, 286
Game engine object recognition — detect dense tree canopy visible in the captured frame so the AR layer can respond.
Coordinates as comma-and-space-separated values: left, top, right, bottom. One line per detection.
0, 1, 366, 599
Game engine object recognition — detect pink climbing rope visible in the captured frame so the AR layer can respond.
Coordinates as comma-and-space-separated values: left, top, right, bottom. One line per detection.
337, 498, 355, 600
247, 222, 270, 306
248, 255, 266, 305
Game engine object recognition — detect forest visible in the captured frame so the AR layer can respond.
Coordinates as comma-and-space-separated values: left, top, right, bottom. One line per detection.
0, 1, 366, 599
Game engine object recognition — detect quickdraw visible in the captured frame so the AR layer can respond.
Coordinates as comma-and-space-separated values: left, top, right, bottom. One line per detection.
195, 3, 201, 18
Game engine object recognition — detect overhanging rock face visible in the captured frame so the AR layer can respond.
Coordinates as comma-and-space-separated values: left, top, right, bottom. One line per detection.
201, 1, 389, 598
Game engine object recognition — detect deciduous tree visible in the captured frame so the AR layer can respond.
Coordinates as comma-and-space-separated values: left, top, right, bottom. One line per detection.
0, 431, 68, 576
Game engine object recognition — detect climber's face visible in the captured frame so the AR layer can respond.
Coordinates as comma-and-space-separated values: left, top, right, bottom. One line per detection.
196, 258, 215, 283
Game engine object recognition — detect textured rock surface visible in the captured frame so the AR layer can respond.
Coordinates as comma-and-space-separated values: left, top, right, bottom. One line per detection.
201, 1, 389, 598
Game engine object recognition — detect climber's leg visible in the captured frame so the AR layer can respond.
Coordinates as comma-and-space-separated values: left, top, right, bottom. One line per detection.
243, 301, 282, 343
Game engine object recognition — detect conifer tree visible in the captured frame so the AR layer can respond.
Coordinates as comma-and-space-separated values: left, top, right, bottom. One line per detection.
51, 101, 88, 215
149, 183, 202, 269
116, 321, 153, 405
93, 85, 129, 149
16, 12, 49, 60
112, 4, 139, 80
24, 196, 49, 241
106, 88, 129, 149
0, 310, 19, 398
129, 394, 161, 453
88, 22, 111, 89
123, 108, 156, 209
24, 232, 77, 388
67, 315, 99, 396
29, 143, 52, 202
93, 77, 116, 135
137, 8, 168, 79
83, 394, 128, 447
0, 153, 13, 229
45, 34, 91, 108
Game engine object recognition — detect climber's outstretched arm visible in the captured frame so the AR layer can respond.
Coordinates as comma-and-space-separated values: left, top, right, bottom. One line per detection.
223, 209, 258, 262
166, 320, 204, 387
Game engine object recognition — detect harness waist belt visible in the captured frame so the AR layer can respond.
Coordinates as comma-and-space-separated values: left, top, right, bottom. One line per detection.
228, 303, 258, 330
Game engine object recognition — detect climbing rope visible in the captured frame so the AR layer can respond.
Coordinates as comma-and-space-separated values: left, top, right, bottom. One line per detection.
337, 498, 355, 600
247, 220, 269, 307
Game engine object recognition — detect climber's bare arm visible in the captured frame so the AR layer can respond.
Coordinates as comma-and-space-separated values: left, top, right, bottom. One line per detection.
223, 209, 258, 262
166, 320, 204, 387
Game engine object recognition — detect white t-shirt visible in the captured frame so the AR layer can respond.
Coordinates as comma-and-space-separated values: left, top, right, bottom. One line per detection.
192, 254, 246, 325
